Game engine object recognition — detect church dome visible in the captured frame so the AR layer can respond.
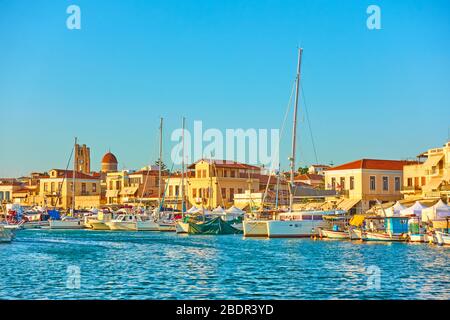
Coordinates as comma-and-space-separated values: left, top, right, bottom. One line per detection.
102, 152, 118, 164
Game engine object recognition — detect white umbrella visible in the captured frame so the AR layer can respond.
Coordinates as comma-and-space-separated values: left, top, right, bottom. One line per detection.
187, 206, 200, 214
212, 206, 226, 214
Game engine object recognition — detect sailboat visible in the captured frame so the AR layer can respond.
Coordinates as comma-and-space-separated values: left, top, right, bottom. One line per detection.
49, 137, 85, 230
243, 48, 328, 238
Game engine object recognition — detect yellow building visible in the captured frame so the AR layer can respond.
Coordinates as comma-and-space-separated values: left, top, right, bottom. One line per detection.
38, 169, 100, 209
0, 179, 21, 204
401, 141, 450, 200
325, 159, 410, 214
105, 169, 164, 205
186, 160, 260, 209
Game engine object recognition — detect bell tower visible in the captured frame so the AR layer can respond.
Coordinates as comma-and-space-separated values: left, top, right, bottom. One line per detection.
74, 143, 91, 174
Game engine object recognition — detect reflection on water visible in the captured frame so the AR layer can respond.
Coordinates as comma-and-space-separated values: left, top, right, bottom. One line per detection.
0, 230, 449, 299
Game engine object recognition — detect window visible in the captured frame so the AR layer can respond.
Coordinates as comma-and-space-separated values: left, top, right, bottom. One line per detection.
44, 183, 48, 192
224, 170, 228, 177
414, 177, 419, 187
202, 170, 207, 178
229, 188, 234, 200
58, 183, 62, 192
230, 170, 235, 178
331, 178, 336, 189
350, 176, 354, 190
175, 185, 179, 196
109, 181, 113, 189
169, 186, 173, 196
370, 176, 376, 191
382, 176, 389, 191
92, 183, 97, 193
421, 177, 426, 186
196, 170, 200, 178
395, 177, 400, 191
81, 183, 87, 193
407, 178, 412, 187
340, 177, 345, 190
51, 182, 55, 192
238, 188, 243, 194
192, 188, 197, 198
221, 188, 226, 199
5, 191, 10, 201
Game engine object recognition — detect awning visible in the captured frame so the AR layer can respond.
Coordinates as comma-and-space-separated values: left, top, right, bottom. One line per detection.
105, 190, 119, 197
235, 203, 249, 211
349, 215, 365, 227
423, 154, 443, 168
424, 177, 443, 191
338, 199, 361, 211
119, 187, 138, 196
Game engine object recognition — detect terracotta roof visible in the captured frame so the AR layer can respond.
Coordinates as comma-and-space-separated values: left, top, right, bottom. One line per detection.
49, 170, 100, 180
102, 152, 118, 164
326, 159, 415, 171
187, 159, 260, 170
295, 174, 324, 181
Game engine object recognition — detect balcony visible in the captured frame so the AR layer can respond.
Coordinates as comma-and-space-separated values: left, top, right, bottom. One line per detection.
401, 186, 421, 193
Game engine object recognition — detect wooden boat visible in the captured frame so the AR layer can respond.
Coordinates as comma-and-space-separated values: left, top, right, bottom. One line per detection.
363, 231, 407, 242
318, 228, 349, 239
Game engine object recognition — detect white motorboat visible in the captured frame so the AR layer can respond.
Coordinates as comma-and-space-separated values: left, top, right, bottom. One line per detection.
175, 220, 189, 233
49, 216, 84, 229
106, 213, 159, 231
265, 211, 327, 238
434, 231, 450, 246
0, 225, 13, 243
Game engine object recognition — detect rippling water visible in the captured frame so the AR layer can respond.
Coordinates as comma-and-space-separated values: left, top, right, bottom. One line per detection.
0, 229, 449, 299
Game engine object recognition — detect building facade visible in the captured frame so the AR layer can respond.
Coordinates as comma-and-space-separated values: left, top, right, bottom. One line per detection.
325, 159, 410, 213
38, 169, 100, 209
401, 141, 450, 200
186, 160, 260, 209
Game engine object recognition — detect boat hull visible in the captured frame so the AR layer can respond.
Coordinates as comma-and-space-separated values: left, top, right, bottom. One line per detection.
137, 221, 160, 231
0, 227, 13, 243
434, 231, 450, 246
106, 221, 136, 231
266, 220, 325, 238
158, 222, 176, 232
363, 231, 407, 242
89, 221, 111, 230
243, 220, 268, 237
175, 221, 189, 234
408, 234, 425, 243
319, 228, 350, 240
49, 220, 84, 229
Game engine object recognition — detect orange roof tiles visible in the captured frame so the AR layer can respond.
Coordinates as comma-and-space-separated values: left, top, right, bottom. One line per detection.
326, 159, 415, 171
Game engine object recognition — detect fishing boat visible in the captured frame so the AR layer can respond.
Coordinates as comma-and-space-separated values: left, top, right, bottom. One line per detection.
0, 225, 13, 243
318, 214, 354, 240
187, 217, 242, 235
362, 216, 409, 242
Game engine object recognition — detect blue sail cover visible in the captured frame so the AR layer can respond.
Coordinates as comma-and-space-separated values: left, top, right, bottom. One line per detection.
48, 210, 61, 220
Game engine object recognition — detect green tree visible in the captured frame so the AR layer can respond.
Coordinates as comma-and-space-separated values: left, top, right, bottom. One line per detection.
297, 166, 308, 174
154, 158, 167, 171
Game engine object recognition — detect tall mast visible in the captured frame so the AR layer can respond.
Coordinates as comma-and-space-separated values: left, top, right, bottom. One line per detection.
289, 48, 303, 211
158, 117, 163, 209
72, 137, 77, 214
181, 117, 185, 216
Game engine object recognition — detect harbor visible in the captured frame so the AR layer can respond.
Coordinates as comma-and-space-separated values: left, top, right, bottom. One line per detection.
1, 229, 449, 300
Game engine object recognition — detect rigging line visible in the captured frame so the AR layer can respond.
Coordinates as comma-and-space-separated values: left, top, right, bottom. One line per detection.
53, 144, 75, 211
261, 79, 296, 207
300, 83, 318, 165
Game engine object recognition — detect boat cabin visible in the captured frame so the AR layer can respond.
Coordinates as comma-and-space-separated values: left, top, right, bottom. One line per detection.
385, 217, 408, 234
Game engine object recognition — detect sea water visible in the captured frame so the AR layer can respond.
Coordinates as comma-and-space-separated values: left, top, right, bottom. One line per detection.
0, 229, 449, 299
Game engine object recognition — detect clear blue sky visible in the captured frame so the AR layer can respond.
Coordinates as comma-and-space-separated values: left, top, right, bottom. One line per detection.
1, 0, 449, 177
